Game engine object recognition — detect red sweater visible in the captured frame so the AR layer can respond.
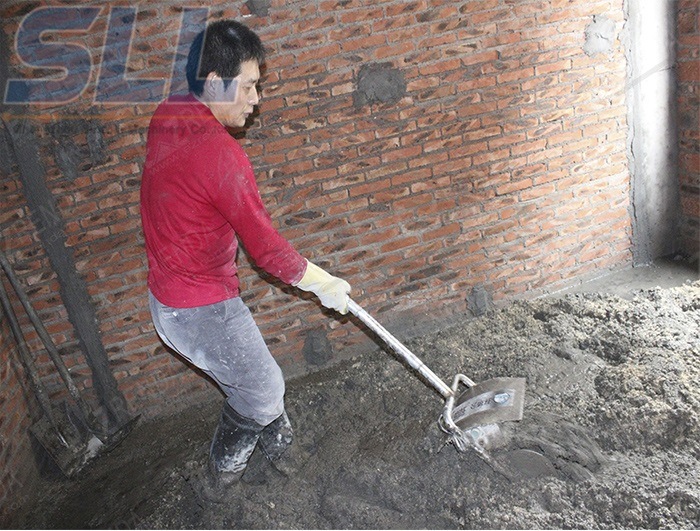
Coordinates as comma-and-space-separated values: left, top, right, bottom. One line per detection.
140, 94, 306, 308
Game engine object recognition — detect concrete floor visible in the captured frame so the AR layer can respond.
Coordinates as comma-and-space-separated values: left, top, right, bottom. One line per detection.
16, 257, 699, 530
548, 255, 699, 300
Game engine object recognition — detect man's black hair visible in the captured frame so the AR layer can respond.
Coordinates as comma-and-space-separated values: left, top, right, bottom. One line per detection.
186, 20, 265, 96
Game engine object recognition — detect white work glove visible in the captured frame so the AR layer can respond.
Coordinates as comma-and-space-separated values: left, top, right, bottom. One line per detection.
294, 260, 351, 314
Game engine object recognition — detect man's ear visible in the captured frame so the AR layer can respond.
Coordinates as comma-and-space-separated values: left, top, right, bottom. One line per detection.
202, 72, 220, 100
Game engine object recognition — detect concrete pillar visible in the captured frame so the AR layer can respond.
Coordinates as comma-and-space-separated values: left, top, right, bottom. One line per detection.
625, 0, 682, 264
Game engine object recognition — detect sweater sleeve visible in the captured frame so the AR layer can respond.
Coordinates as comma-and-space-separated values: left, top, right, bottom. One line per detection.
208, 145, 307, 286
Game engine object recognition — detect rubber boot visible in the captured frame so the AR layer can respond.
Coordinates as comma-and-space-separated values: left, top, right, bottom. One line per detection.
202, 403, 264, 500
257, 410, 297, 476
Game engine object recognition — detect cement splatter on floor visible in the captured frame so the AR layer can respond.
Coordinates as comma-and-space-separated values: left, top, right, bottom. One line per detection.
14, 281, 700, 529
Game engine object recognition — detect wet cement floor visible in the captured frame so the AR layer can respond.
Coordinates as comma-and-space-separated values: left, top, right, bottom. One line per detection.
11, 257, 700, 529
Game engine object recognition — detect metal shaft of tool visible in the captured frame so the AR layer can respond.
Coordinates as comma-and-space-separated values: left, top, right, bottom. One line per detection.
0, 276, 64, 439
0, 250, 100, 434
347, 299, 453, 399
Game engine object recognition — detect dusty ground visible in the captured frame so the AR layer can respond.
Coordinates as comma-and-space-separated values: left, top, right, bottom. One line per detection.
13, 274, 700, 529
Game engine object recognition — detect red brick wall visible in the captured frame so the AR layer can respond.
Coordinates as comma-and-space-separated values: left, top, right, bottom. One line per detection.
1, 0, 633, 515
0, 302, 38, 525
677, 0, 700, 258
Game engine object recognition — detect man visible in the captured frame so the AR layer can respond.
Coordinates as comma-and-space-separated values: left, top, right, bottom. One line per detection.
140, 20, 351, 491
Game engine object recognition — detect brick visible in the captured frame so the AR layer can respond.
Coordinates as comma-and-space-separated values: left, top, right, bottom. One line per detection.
521, 182, 557, 201
380, 235, 421, 253
460, 49, 499, 67
458, 100, 501, 120
496, 178, 534, 196
464, 125, 502, 143
496, 66, 535, 84
359, 227, 402, 246
471, 7, 513, 25
511, 139, 547, 157
488, 132, 527, 150
418, 58, 462, 76
473, 147, 511, 166
535, 59, 573, 76
677, 59, 700, 83
375, 39, 417, 60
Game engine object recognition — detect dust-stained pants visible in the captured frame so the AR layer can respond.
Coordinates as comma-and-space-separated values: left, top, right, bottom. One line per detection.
149, 292, 285, 426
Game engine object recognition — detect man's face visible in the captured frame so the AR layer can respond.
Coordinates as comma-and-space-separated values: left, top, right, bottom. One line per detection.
203, 60, 261, 128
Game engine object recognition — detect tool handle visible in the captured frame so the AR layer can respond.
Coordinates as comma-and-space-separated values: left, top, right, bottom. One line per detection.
0, 249, 100, 433
347, 298, 453, 399
0, 276, 61, 431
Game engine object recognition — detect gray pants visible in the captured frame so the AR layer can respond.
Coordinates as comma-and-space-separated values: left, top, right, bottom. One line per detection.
149, 292, 285, 425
